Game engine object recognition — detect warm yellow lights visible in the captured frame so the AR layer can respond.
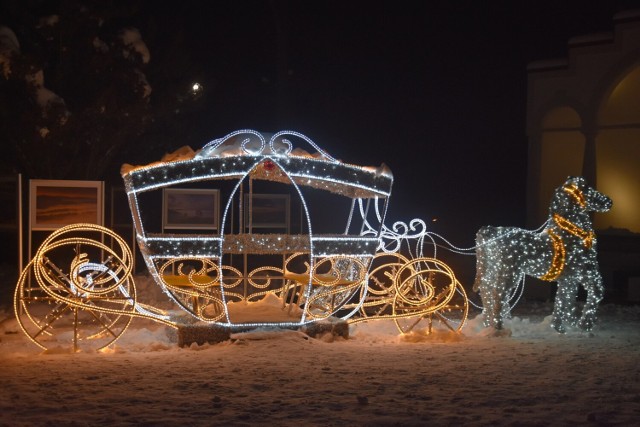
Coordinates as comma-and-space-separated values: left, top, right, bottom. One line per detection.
563, 184, 587, 208
14, 130, 473, 351
552, 213, 594, 249
349, 253, 468, 334
14, 223, 176, 352
539, 229, 565, 281
284, 254, 369, 321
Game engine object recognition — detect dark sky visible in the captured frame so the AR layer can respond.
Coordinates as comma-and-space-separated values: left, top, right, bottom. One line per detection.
137, 0, 640, 245
5, 0, 640, 246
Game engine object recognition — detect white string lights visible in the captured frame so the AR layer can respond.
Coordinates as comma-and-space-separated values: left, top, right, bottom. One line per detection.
15, 131, 615, 351
122, 130, 394, 327
15, 130, 476, 351
473, 176, 612, 332
121, 130, 469, 332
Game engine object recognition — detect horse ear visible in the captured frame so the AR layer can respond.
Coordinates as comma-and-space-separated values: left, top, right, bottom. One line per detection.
565, 176, 584, 186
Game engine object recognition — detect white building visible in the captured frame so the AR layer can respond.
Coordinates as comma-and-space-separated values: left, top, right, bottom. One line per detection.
526, 9, 640, 301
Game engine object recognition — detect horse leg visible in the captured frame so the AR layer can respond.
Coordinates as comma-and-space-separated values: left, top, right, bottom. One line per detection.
479, 280, 515, 330
578, 271, 604, 331
475, 228, 508, 329
551, 278, 579, 333
477, 268, 510, 329
477, 281, 497, 328
489, 286, 506, 329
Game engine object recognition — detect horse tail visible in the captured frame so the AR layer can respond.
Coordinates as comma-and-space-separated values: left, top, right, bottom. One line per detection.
473, 226, 492, 292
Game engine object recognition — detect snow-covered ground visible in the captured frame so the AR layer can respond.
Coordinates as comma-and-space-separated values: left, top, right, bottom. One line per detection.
1, 277, 639, 426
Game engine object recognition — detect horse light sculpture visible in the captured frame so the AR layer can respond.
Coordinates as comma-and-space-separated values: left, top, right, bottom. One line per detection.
473, 176, 612, 332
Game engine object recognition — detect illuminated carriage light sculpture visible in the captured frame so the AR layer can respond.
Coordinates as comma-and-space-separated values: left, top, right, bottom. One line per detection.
122, 130, 394, 328
14, 129, 470, 352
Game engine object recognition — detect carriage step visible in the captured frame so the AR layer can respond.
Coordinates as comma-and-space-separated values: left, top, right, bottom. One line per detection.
176, 320, 349, 347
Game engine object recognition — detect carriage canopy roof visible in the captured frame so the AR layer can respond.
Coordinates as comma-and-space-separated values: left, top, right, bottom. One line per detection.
121, 130, 394, 199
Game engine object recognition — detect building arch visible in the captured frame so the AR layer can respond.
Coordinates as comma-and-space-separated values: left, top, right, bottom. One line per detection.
594, 61, 640, 232
592, 50, 640, 124
526, 10, 640, 301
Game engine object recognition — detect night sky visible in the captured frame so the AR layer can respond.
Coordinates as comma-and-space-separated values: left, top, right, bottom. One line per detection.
135, 0, 640, 246
5, 0, 640, 247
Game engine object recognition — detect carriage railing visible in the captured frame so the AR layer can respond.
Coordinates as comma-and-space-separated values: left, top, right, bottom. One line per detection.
142, 232, 378, 321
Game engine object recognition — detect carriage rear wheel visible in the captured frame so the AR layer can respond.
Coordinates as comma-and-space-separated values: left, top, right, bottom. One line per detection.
14, 224, 136, 352
358, 252, 410, 319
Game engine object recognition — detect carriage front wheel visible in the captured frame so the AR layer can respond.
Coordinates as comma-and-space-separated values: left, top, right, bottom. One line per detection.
392, 257, 469, 334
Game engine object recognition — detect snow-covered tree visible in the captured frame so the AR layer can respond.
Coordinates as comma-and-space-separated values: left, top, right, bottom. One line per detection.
0, 2, 153, 179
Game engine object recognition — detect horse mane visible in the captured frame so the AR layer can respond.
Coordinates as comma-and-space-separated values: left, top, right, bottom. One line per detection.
547, 178, 595, 234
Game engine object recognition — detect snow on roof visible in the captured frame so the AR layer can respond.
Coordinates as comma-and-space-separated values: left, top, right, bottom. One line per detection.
121, 133, 392, 180
119, 142, 331, 176
121, 131, 393, 199
195, 133, 325, 159
121, 146, 195, 175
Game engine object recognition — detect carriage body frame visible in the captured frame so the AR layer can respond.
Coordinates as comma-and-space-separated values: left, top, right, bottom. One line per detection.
14, 130, 468, 351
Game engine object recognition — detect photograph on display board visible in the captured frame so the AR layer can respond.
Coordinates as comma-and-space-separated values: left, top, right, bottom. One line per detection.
244, 194, 290, 229
163, 188, 219, 230
30, 180, 103, 230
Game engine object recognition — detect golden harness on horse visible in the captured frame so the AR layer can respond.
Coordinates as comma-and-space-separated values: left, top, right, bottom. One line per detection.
540, 228, 566, 281
539, 214, 595, 281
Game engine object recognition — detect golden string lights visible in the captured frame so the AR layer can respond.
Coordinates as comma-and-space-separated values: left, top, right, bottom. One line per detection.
14, 223, 175, 352
552, 213, 595, 249
16, 130, 472, 351
539, 229, 566, 282
349, 254, 469, 334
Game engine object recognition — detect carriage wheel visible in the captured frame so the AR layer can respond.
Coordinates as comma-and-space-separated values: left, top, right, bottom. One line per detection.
14, 224, 136, 352
392, 257, 468, 334
358, 252, 410, 319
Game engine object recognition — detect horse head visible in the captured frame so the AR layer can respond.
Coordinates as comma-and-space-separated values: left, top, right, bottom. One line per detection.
552, 176, 612, 215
